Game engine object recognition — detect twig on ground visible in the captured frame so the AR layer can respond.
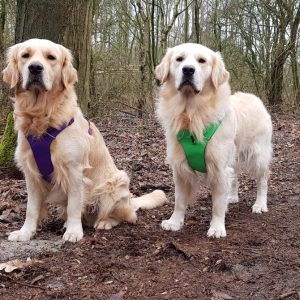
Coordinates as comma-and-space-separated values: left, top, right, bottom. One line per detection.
0, 273, 46, 290
114, 101, 143, 112
279, 290, 298, 299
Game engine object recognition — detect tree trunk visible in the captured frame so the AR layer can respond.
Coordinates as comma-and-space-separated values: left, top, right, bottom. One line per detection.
267, 2, 300, 106
150, 0, 156, 71
267, 52, 287, 106
291, 48, 300, 105
0, 0, 11, 115
15, 0, 93, 114
213, 0, 222, 51
289, 3, 300, 105
63, 0, 93, 114
184, 0, 189, 42
0, 0, 93, 168
0, 0, 7, 55
0, 112, 17, 167
138, 13, 150, 117
193, 0, 200, 43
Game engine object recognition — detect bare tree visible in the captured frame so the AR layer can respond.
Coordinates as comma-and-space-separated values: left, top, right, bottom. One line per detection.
0, 0, 7, 55
15, 0, 93, 113
0, 0, 94, 168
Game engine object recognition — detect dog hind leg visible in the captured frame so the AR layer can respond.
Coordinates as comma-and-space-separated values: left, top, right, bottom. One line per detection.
228, 172, 239, 204
252, 170, 269, 213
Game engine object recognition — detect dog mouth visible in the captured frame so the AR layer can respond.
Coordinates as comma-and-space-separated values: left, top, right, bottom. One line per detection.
178, 79, 200, 93
26, 76, 47, 91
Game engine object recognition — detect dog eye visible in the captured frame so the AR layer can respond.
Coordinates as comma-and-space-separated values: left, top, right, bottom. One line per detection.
22, 53, 30, 59
198, 58, 206, 64
47, 54, 56, 60
176, 56, 184, 62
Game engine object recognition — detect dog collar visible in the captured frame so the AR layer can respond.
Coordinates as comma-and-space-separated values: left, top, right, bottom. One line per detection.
177, 121, 222, 173
26, 118, 93, 183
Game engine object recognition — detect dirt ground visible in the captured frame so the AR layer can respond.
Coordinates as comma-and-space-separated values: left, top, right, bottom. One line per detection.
0, 108, 299, 300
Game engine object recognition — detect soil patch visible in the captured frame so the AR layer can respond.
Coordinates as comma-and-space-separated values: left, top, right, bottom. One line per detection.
0, 108, 299, 299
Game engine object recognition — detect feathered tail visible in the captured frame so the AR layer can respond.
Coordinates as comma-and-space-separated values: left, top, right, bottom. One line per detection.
131, 190, 167, 211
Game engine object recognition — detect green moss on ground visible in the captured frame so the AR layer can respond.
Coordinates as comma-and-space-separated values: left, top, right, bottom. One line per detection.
0, 112, 17, 167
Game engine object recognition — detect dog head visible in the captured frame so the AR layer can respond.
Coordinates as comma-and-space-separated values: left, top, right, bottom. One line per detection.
155, 43, 229, 95
2, 38, 78, 91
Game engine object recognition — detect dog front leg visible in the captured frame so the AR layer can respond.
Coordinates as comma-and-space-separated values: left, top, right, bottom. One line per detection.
63, 165, 84, 243
8, 178, 44, 241
207, 172, 231, 238
161, 170, 195, 231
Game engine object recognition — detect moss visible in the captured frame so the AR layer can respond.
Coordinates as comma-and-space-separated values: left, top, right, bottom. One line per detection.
0, 112, 17, 167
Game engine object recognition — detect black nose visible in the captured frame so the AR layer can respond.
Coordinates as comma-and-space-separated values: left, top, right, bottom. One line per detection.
28, 63, 44, 75
182, 65, 195, 76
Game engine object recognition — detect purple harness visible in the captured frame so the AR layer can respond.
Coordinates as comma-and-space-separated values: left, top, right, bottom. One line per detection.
26, 118, 92, 183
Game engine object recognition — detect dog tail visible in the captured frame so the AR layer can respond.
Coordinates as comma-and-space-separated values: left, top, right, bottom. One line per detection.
131, 190, 167, 211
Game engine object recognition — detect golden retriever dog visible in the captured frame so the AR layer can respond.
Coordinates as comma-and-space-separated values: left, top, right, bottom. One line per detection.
2, 38, 166, 242
155, 43, 272, 238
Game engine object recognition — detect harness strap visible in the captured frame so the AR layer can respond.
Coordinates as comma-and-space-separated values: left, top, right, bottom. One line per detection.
177, 121, 222, 173
26, 118, 93, 182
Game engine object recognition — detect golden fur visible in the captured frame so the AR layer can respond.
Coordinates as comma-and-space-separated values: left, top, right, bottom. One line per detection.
156, 43, 272, 238
3, 39, 166, 242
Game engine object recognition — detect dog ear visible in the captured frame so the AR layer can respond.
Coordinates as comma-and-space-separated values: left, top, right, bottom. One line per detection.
211, 52, 229, 89
61, 46, 78, 88
155, 48, 172, 83
2, 44, 20, 88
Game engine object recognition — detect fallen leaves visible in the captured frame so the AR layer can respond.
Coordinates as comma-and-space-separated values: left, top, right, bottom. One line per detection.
211, 290, 233, 300
0, 112, 299, 299
0, 208, 20, 223
0, 257, 43, 273
0, 180, 26, 202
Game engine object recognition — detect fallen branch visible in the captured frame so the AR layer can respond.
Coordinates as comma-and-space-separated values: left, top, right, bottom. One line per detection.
0, 273, 46, 290
114, 101, 143, 112
116, 109, 136, 117
279, 290, 298, 299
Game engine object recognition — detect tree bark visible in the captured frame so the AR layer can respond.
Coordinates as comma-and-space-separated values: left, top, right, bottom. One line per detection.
15, 0, 93, 113
184, 0, 189, 42
0, 0, 94, 168
267, 51, 287, 106
0, 112, 17, 168
63, 0, 93, 114
193, 0, 201, 43
267, 1, 300, 105
291, 48, 300, 105
0, 0, 7, 55
136, 0, 150, 117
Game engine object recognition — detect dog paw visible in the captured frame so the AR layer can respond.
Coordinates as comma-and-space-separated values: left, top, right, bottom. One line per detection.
94, 218, 119, 230
207, 224, 226, 238
161, 219, 183, 231
252, 203, 268, 214
8, 229, 34, 242
228, 195, 239, 203
63, 227, 83, 243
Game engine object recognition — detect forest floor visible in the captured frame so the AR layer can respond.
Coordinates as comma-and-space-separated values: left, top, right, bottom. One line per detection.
0, 108, 299, 300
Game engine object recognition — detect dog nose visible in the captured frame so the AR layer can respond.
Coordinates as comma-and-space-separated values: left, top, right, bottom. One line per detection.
182, 65, 195, 76
28, 63, 44, 75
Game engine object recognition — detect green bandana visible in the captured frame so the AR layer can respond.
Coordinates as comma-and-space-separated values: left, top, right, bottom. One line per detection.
177, 121, 222, 173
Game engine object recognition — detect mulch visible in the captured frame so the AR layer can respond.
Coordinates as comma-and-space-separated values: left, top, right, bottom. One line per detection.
0, 107, 299, 299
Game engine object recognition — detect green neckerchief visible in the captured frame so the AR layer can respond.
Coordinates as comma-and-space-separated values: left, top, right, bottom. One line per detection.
177, 121, 222, 173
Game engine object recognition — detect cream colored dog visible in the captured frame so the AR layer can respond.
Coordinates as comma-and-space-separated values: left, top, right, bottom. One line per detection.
3, 38, 166, 242
155, 43, 272, 238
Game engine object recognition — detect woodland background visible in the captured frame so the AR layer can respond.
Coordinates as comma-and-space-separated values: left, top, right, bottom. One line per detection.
0, 0, 299, 122
0, 2, 299, 298
0, 0, 299, 166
